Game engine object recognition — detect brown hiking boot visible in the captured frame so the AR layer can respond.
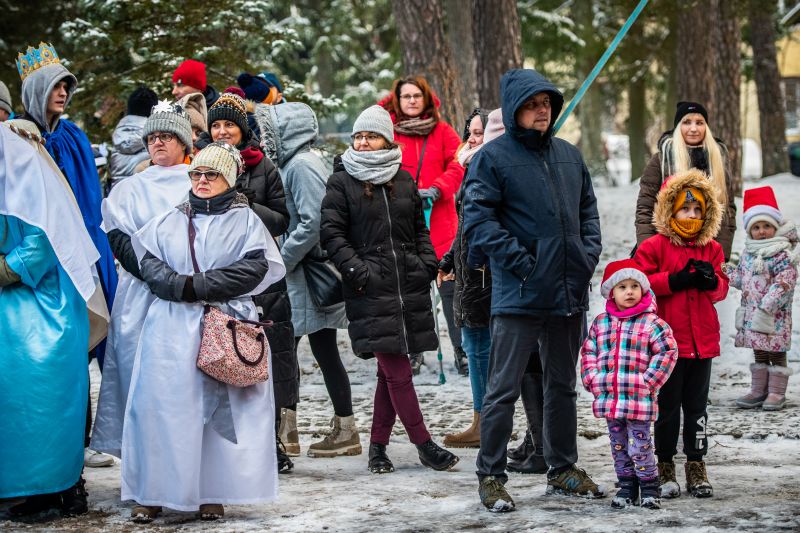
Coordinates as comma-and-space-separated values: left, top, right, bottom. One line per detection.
307, 415, 362, 457
279, 408, 300, 456
198, 503, 224, 520
546, 464, 606, 498
658, 461, 681, 498
131, 505, 162, 523
443, 411, 480, 448
685, 461, 713, 498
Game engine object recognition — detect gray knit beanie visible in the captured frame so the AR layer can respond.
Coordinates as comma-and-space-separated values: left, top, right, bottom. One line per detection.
0, 81, 12, 115
352, 105, 394, 142
142, 100, 193, 155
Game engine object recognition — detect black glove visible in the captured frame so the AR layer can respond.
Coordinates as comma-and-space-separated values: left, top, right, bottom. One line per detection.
418, 186, 441, 202
692, 260, 718, 291
668, 259, 695, 292
182, 276, 198, 302
236, 184, 257, 206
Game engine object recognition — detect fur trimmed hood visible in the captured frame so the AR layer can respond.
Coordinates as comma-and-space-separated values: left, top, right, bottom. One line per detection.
653, 169, 722, 246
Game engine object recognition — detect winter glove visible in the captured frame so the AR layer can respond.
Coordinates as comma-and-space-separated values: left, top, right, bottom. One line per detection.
236, 184, 257, 206
691, 260, 718, 291
181, 276, 198, 303
750, 308, 776, 335
0, 254, 22, 287
418, 186, 441, 202
344, 262, 369, 292
668, 259, 695, 292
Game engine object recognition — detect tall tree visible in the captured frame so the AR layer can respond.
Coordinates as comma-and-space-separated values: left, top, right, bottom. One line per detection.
392, 0, 464, 127
748, 0, 788, 176
715, 0, 742, 196
676, 0, 717, 109
573, 0, 606, 178
472, 0, 522, 110
443, 0, 478, 120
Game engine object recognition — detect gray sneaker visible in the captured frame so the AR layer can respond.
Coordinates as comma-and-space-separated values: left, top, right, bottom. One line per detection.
479, 476, 516, 512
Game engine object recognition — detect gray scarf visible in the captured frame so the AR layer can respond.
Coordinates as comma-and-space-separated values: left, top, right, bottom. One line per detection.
340, 146, 402, 185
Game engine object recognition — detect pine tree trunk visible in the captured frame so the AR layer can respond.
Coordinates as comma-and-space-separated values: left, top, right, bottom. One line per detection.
472, 0, 522, 110
676, 0, 717, 110
715, 0, 742, 196
748, 0, 788, 176
628, 76, 648, 182
443, 0, 478, 122
392, 0, 464, 129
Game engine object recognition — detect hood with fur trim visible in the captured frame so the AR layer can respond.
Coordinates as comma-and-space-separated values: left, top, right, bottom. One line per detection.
653, 169, 722, 247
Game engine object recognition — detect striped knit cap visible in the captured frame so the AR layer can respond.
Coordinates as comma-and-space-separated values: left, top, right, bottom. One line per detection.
190, 141, 243, 187
142, 99, 193, 154
207, 90, 249, 138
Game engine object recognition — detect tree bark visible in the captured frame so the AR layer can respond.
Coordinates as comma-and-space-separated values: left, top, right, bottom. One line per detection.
714, 0, 742, 196
443, 0, 478, 122
392, 0, 464, 129
676, 0, 717, 111
748, 0, 788, 176
472, 0, 522, 110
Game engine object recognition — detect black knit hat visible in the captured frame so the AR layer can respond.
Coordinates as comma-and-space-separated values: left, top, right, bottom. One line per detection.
673, 101, 708, 128
127, 86, 159, 117
207, 90, 249, 139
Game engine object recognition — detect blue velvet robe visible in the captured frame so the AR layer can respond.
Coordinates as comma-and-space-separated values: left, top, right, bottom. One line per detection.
0, 216, 88, 498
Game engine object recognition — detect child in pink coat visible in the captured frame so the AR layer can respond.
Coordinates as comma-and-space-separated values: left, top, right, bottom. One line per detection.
581, 259, 678, 510
727, 186, 798, 411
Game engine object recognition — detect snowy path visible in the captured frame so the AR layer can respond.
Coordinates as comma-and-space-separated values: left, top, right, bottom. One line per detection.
2, 174, 799, 531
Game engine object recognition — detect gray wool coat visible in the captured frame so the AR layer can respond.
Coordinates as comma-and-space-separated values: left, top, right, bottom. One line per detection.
256, 102, 347, 336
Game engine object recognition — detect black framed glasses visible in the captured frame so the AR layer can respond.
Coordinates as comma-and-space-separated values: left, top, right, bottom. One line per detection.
146, 132, 176, 145
188, 170, 223, 182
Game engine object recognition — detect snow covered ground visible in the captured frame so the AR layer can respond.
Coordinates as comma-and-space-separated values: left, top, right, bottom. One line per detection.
2, 174, 799, 531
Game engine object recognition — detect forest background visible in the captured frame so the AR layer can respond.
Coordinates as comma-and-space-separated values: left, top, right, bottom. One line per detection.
0, 0, 795, 189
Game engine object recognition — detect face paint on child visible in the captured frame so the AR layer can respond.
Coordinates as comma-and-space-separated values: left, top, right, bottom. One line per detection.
612, 279, 643, 310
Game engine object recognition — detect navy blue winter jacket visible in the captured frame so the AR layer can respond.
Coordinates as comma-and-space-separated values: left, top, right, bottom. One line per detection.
463, 69, 601, 317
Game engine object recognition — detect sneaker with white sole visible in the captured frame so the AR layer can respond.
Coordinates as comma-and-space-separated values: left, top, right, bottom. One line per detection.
84, 448, 114, 467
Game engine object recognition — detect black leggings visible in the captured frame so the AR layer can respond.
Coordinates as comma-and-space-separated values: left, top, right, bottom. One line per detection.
295, 328, 353, 417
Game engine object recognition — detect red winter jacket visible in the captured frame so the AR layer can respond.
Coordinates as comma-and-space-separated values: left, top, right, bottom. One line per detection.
379, 95, 464, 258
634, 170, 730, 359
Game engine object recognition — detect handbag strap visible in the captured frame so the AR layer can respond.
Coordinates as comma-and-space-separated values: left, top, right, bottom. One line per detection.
413, 136, 428, 187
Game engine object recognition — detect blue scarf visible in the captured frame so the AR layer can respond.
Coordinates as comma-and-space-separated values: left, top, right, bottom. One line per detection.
44, 119, 117, 364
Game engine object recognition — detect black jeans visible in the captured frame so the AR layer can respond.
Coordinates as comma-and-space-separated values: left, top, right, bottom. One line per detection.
476, 314, 582, 482
655, 357, 713, 463
296, 328, 353, 417
438, 279, 462, 350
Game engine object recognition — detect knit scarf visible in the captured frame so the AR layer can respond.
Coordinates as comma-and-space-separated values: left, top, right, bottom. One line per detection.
670, 218, 703, 240
457, 142, 482, 167
340, 146, 402, 185
745, 220, 799, 273
606, 291, 655, 319
239, 144, 264, 169
394, 116, 437, 137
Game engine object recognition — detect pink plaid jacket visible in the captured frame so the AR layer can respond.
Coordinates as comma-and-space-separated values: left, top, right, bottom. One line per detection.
580, 292, 678, 422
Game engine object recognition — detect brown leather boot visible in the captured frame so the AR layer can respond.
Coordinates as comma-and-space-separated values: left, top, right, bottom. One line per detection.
443, 411, 480, 448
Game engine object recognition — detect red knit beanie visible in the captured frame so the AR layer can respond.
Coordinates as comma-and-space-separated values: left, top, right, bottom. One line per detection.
600, 259, 650, 299
172, 59, 207, 92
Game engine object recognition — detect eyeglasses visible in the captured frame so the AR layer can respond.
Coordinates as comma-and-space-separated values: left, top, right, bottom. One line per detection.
399, 93, 424, 101
146, 132, 176, 145
353, 134, 383, 143
188, 170, 223, 182
520, 98, 551, 111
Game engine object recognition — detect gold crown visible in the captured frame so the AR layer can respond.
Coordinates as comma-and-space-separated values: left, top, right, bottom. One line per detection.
16, 42, 62, 81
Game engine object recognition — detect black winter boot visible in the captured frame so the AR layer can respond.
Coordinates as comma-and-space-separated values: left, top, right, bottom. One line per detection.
507, 429, 534, 463
611, 476, 639, 508
417, 440, 459, 471
58, 477, 88, 517
7, 494, 62, 520
368, 443, 394, 474
507, 445, 548, 474
639, 478, 661, 509
454, 346, 469, 376
277, 437, 294, 473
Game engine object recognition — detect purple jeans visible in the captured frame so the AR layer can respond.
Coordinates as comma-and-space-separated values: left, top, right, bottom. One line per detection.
607, 418, 658, 481
370, 352, 432, 446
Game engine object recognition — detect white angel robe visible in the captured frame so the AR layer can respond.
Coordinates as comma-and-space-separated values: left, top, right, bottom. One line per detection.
92, 163, 190, 457
121, 201, 285, 510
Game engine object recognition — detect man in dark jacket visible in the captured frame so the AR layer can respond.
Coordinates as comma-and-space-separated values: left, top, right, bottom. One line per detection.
463, 69, 604, 512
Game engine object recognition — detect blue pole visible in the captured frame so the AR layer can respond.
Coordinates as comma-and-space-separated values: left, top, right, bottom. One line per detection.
553, 0, 650, 134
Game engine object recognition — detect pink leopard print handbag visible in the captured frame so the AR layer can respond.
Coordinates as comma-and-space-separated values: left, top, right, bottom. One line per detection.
187, 209, 270, 387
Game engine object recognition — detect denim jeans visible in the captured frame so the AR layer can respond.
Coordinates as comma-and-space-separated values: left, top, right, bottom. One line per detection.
461, 326, 491, 411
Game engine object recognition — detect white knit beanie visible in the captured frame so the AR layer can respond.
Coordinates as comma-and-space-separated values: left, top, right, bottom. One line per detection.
143, 100, 193, 154
190, 141, 242, 187
352, 105, 394, 142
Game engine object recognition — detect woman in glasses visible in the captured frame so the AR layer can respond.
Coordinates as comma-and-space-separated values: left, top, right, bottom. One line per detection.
320, 105, 458, 474
93, 101, 194, 464
121, 141, 285, 523
379, 76, 466, 376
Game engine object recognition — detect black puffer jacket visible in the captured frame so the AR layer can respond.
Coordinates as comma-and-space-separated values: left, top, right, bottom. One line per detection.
235, 139, 296, 408
439, 182, 492, 329
320, 164, 438, 356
